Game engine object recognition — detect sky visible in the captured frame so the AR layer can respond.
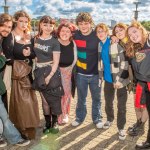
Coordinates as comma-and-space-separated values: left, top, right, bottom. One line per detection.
0, 0, 150, 25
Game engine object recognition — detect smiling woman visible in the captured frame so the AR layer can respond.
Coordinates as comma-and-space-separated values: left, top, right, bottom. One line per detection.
57, 23, 77, 124
2, 10, 40, 140
126, 21, 150, 149
33, 15, 63, 134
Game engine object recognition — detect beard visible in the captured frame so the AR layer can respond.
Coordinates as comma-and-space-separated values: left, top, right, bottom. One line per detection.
0, 30, 10, 37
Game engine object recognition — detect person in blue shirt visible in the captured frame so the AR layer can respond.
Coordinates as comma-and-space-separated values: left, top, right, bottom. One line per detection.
96, 23, 129, 140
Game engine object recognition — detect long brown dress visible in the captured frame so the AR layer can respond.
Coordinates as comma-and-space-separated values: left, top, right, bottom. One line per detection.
2, 33, 40, 139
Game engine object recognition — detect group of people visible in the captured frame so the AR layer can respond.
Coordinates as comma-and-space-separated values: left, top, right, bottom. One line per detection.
0, 10, 150, 150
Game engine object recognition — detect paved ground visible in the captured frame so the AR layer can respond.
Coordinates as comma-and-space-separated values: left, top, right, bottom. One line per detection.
1, 87, 148, 150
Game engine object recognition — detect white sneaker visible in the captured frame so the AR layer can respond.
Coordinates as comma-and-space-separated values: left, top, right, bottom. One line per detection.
71, 120, 80, 127
96, 121, 103, 129
0, 137, 7, 148
118, 129, 126, 140
62, 115, 69, 124
103, 121, 113, 129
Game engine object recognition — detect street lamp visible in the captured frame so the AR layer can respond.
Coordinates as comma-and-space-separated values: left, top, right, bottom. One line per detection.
133, 1, 141, 20
2, 0, 9, 14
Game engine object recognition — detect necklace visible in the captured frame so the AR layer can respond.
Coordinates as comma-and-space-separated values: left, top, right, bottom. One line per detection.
13, 29, 30, 44
40, 35, 52, 40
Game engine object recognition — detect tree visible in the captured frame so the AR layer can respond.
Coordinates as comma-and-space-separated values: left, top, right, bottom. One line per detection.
141, 21, 150, 31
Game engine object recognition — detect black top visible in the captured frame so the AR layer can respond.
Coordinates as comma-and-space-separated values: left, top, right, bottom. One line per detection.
59, 41, 74, 67
131, 39, 150, 82
2, 33, 35, 65
34, 36, 60, 63
74, 30, 100, 75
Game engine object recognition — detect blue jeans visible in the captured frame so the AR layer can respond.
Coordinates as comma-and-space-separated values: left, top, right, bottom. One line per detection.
0, 96, 22, 144
76, 74, 102, 124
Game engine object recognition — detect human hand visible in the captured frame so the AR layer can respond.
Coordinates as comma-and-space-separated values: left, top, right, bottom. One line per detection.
99, 79, 102, 87
23, 47, 31, 56
45, 75, 51, 85
111, 36, 119, 44
114, 82, 121, 89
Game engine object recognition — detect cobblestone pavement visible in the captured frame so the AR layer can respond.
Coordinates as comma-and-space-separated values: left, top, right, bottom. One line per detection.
1, 88, 148, 150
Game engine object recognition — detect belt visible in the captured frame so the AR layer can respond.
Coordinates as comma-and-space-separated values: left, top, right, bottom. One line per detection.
36, 61, 53, 68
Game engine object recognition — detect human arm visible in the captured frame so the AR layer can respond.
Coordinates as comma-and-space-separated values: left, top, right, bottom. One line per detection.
71, 41, 77, 68
2, 33, 14, 65
98, 43, 103, 84
111, 35, 119, 44
45, 38, 60, 85
23, 38, 36, 58
113, 44, 129, 89
45, 52, 60, 85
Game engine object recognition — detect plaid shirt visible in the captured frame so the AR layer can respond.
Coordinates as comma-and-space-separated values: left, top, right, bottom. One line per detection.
99, 42, 130, 88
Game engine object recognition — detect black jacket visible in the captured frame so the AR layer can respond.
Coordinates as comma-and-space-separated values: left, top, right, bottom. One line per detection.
32, 65, 64, 97
131, 39, 150, 82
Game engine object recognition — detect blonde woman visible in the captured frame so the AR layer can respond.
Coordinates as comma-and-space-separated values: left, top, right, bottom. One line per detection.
126, 21, 150, 149
2, 10, 40, 140
113, 23, 148, 136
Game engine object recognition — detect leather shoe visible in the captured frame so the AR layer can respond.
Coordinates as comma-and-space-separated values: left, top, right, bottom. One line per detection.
135, 141, 150, 149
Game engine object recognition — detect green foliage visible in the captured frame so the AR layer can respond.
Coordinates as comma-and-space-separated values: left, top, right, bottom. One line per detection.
31, 19, 39, 27
141, 21, 150, 31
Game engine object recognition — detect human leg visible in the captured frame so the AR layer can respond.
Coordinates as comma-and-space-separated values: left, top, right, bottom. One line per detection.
89, 75, 102, 124
103, 81, 115, 129
117, 86, 127, 130
0, 96, 24, 144
74, 74, 88, 123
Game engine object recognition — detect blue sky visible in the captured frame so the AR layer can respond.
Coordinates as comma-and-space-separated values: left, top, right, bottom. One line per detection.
0, 0, 150, 25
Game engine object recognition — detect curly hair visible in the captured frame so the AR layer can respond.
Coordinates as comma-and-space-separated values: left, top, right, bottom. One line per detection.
126, 21, 148, 58
76, 12, 94, 26
13, 10, 31, 32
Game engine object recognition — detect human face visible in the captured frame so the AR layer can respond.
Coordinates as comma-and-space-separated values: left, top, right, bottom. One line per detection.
0, 21, 12, 37
128, 27, 142, 43
17, 17, 29, 31
40, 23, 54, 36
96, 27, 108, 43
115, 27, 126, 40
59, 26, 72, 41
78, 21, 92, 35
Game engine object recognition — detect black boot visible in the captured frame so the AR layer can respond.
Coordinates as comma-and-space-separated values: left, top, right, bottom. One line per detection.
128, 120, 145, 136
50, 114, 59, 134
135, 141, 150, 149
127, 120, 141, 132
43, 115, 51, 134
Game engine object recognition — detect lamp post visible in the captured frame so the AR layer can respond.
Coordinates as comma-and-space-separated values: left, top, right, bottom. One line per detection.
2, 0, 9, 14
134, 1, 141, 20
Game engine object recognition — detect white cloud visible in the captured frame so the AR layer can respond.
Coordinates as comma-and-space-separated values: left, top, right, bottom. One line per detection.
0, 0, 149, 25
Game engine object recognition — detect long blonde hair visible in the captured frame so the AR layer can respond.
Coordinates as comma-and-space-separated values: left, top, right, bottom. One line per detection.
126, 21, 148, 57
